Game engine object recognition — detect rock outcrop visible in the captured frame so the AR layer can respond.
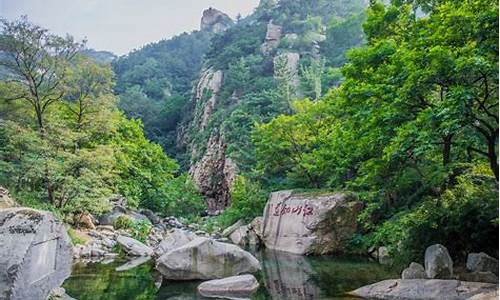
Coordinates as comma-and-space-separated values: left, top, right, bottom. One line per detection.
425, 244, 454, 279
189, 134, 238, 213
0, 208, 72, 300
261, 190, 362, 255
200, 8, 233, 33
155, 237, 261, 280
197, 274, 259, 299
348, 279, 498, 300
261, 21, 282, 55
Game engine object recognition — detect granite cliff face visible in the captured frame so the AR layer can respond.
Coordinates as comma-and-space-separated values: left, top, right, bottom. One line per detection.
181, 1, 366, 213
201, 8, 233, 34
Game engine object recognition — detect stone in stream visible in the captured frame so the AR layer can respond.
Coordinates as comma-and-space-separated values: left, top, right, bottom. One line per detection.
467, 253, 499, 276
115, 256, 151, 272
347, 279, 498, 300
116, 235, 154, 256
197, 274, 259, 299
0, 208, 73, 300
221, 219, 243, 237
402, 262, 427, 279
261, 190, 362, 255
229, 225, 250, 247
425, 244, 454, 279
155, 237, 261, 280
154, 228, 196, 256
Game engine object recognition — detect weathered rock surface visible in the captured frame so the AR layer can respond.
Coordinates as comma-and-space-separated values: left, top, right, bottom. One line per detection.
467, 289, 499, 300
425, 244, 454, 279
156, 237, 261, 280
274, 52, 301, 92
117, 235, 154, 256
261, 21, 282, 55
460, 271, 499, 284
189, 133, 237, 213
261, 190, 362, 255
197, 274, 259, 299
221, 219, 244, 237
467, 253, 499, 276
155, 228, 196, 256
229, 225, 250, 247
0, 208, 72, 300
200, 7, 233, 33
348, 279, 498, 300
402, 262, 427, 280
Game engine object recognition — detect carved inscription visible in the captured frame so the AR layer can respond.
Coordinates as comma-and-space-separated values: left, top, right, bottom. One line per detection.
270, 202, 314, 217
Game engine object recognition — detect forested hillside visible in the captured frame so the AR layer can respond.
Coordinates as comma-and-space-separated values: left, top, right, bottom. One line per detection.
112, 29, 211, 158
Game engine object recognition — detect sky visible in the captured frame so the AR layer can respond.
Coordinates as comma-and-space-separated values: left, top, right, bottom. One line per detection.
0, 0, 260, 55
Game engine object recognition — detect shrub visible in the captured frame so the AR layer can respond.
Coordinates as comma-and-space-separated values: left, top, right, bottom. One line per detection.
113, 215, 134, 230
218, 176, 268, 228
130, 219, 152, 243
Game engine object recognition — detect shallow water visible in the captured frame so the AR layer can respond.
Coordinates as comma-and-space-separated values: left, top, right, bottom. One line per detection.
63, 250, 397, 300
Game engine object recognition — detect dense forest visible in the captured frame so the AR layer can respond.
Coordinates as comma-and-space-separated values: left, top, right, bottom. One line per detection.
0, 0, 498, 267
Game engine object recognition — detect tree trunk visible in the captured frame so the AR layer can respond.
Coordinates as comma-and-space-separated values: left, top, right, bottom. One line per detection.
488, 136, 499, 181
442, 135, 453, 166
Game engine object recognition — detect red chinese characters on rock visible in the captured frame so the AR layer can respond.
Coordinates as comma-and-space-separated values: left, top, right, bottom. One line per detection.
271, 202, 314, 217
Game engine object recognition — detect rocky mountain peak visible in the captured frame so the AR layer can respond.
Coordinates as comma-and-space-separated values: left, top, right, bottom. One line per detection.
200, 7, 233, 34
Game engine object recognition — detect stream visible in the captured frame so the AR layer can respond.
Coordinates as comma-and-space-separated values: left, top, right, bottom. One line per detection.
63, 249, 397, 300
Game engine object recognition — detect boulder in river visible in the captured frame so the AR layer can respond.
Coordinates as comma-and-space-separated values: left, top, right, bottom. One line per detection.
155, 228, 196, 256
0, 208, 72, 300
156, 237, 261, 280
348, 279, 498, 300
467, 253, 499, 275
221, 219, 243, 237
425, 244, 454, 279
229, 225, 250, 247
117, 235, 154, 256
261, 190, 362, 255
197, 274, 259, 299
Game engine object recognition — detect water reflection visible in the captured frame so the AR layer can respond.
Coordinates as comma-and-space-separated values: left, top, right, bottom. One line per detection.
64, 250, 397, 300
259, 250, 319, 299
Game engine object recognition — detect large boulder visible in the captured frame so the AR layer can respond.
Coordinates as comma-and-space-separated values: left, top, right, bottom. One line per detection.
221, 219, 243, 237
154, 228, 196, 256
155, 237, 261, 280
402, 262, 427, 280
0, 208, 72, 300
460, 272, 499, 284
260, 21, 282, 55
116, 235, 153, 256
467, 253, 499, 276
348, 279, 498, 300
261, 190, 362, 255
425, 244, 454, 279
197, 274, 259, 299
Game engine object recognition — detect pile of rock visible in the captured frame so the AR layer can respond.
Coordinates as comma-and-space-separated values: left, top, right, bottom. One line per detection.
349, 244, 499, 300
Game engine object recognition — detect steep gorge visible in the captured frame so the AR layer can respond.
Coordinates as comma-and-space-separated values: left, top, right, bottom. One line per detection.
114, 0, 368, 213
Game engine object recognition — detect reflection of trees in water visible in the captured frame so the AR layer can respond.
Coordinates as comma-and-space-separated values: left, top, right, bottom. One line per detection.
64, 260, 158, 300
259, 250, 397, 300
308, 256, 397, 298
